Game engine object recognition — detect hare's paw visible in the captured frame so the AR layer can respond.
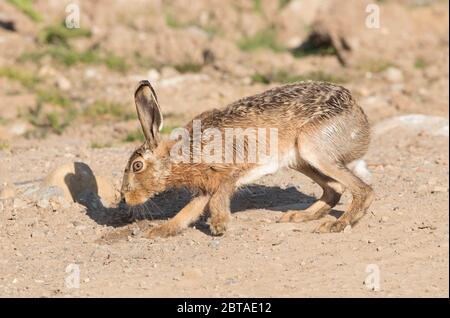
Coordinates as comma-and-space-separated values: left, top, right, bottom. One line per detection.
208, 214, 230, 236
313, 220, 348, 233
146, 223, 179, 239
278, 211, 311, 223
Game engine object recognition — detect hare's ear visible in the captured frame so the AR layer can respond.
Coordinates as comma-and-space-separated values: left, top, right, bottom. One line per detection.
134, 80, 163, 149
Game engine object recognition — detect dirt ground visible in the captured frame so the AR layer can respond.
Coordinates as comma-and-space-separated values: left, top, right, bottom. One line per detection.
0, 0, 448, 297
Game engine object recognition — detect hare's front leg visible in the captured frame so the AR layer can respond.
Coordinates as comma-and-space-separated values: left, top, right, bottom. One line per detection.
208, 183, 235, 235
146, 195, 210, 238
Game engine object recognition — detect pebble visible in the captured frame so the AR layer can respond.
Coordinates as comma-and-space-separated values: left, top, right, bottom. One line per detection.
182, 268, 203, 280
37, 199, 49, 209
343, 225, 352, 233
147, 69, 160, 82
383, 67, 404, 83
208, 239, 220, 248
55, 76, 72, 91
13, 198, 27, 209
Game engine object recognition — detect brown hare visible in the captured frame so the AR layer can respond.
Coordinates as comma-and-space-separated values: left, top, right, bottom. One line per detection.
120, 80, 374, 238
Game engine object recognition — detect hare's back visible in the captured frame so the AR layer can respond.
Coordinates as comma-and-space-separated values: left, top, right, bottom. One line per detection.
227, 81, 355, 120
190, 81, 357, 130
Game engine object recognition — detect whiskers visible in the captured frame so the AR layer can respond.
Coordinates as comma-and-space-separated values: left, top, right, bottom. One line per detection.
128, 199, 166, 221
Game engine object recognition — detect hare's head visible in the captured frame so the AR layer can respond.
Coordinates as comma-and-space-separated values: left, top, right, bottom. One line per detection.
120, 81, 170, 206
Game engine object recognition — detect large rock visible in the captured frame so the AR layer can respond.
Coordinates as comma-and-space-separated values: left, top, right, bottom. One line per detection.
43, 162, 119, 206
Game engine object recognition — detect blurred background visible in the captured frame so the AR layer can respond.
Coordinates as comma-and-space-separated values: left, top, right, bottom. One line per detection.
0, 0, 448, 149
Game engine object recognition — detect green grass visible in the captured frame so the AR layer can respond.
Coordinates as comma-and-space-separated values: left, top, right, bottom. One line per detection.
166, 11, 184, 29
123, 121, 179, 142
160, 123, 180, 135
414, 57, 428, 69
27, 103, 77, 135
84, 100, 136, 122
174, 62, 203, 73
38, 23, 92, 46
253, 0, 263, 15
91, 142, 112, 149
123, 129, 145, 143
278, 0, 292, 9
7, 0, 42, 22
103, 53, 128, 72
45, 110, 76, 134
165, 10, 218, 36
36, 89, 72, 107
20, 46, 128, 72
238, 28, 284, 52
252, 70, 347, 84
0, 66, 40, 89
292, 45, 337, 58
0, 141, 9, 151
357, 59, 395, 73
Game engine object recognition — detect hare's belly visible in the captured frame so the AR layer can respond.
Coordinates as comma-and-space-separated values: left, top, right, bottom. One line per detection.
236, 149, 297, 186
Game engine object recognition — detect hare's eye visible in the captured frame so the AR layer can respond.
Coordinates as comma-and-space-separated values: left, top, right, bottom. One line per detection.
132, 161, 144, 172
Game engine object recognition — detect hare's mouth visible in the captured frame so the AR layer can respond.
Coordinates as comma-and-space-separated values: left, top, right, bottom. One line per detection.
122, 192, 149, 207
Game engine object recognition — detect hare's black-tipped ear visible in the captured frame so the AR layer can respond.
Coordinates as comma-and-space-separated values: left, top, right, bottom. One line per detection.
134, 80, 163, 149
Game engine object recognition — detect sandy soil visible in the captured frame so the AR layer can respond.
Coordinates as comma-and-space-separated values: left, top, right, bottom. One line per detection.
0, 0, 448, 297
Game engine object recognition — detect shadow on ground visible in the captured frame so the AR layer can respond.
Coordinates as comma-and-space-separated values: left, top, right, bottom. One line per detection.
75, 182, 316, 228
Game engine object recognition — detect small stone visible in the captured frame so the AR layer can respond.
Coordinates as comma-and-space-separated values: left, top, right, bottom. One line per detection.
84, 68, 98, 79
208, 239, 220, 248
376, 246, 382, 252
131, 228, 140, 236
75, 225, 87, 231
13, 198, 27, 209
380, 216, 389, 223
343, 225, 352, 233
36, 199, 49, 209
83, 278, 90, 283
368, 239, 375, 244
182, 268, 203, 280
147, 69, 160, 82
55, 76, 72, 91
160, 66, 179, 78
8, 121, 29, 136
383, 67, 404, 83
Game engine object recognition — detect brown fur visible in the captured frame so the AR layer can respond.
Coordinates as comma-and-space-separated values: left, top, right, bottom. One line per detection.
121, 80, 374, 238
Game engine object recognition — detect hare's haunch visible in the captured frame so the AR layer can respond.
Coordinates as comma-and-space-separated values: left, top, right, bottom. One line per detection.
120, 80, 374, 237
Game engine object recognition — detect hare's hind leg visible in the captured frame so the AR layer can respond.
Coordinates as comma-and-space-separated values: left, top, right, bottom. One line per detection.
298, 143, 374, 233
311, 160, 374, 233
278, 165, 343, 223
